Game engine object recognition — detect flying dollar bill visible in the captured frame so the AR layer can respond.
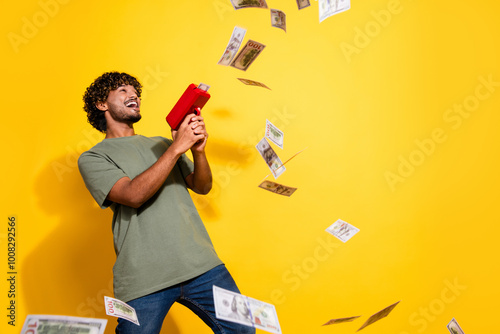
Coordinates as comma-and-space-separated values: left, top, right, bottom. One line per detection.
447, 318, 465, 334
325, 219, 359, 243
296, 0, 311, 9
237, 78, 271, 90
319, 0, 350, 23
357, 301, 400, 332
270, 9, 286, 32
21, 315, 107, 334
218, 26, 247, 66
265, 119, 284, 149
322, 316, 360, 326
230, 40, 266, 71
105, 296, 140, 326
213, 285, 281, 334
230, 0, 268, 10
256, 138, 285, 178
258, 180, 297, 197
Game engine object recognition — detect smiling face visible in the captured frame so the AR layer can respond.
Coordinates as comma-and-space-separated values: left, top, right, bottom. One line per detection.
98, 84, 142, 125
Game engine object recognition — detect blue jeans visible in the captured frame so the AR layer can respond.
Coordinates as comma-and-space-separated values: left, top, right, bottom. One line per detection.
115, 264, 256, 334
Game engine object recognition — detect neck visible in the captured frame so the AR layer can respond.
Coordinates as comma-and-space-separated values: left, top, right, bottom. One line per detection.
105, 123, 136, 139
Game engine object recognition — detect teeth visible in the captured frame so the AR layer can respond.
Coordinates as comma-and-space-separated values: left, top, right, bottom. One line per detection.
126, 101, 137, 107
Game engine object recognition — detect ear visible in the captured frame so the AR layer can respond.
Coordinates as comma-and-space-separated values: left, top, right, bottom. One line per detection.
95, 101, 108, 111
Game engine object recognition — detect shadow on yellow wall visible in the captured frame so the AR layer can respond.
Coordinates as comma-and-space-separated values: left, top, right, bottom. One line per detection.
24, 154, 184, 333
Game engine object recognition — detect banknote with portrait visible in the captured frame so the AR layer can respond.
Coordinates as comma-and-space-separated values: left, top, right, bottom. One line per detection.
319, 0, 350, 22
218, 26, 247, 66
256, 137, 285, 178
213, 285, 281, 334
271, 9, 286, 32
325, 219, 359, 242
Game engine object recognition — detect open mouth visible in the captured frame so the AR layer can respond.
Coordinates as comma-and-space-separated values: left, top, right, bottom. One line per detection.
125, 100, 138, 109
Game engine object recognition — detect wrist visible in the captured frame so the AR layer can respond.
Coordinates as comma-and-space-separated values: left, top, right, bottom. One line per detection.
169, 141, 186, 158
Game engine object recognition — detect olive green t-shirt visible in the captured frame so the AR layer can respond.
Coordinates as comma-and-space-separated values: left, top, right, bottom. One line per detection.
78, 135, 222, 302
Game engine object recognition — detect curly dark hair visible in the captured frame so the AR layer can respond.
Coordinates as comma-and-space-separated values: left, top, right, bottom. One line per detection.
83, 71, 143, 133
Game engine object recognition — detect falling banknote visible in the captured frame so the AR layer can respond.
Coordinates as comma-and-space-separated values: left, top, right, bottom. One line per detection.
230, 0, 268, 10
258, 180, 297, 197
105, 296, 140, 326
270, 9, 286, 32
322, 316, 361, 326
21, 315, 107, 334
256, 138, 285, 178
237, 78, 271, 90
325, 219, 359, 242
447, 318, 465, 334
230, 40, 266, 71
218, 26, 247, 66
265, 119, 284, 149
296, 0, 311, 10
319, 0, 350, 23
213, 285, 281, 334
357, 301, 400, 332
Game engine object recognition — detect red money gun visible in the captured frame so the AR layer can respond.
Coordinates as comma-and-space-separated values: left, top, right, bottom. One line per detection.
166, 83, 211, 130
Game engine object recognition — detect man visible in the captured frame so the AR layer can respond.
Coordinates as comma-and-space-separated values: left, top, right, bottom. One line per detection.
78, 71, 254, 334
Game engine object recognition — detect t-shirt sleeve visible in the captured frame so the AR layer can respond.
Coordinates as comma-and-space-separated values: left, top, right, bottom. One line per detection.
78, 151, 127, 209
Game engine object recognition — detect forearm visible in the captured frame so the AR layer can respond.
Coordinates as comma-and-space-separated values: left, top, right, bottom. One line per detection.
107, 145, 183, 208
188, 151, 212, 194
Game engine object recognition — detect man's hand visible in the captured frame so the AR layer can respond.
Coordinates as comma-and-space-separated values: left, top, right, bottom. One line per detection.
171, 113, 207, 154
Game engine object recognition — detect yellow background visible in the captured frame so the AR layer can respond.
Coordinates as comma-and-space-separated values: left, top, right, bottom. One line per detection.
2, 0, 499, 333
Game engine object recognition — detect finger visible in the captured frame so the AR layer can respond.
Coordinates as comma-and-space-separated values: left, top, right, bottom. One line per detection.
191, 122, 205, 130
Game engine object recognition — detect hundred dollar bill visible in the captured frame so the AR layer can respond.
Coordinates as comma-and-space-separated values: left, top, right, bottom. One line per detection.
218, 26, 247, 66
258, 180, 297, 197
21, 315, 107, 334
319, 0, 350, 23
265, 119, 283, 149
256, 138, 285, 179
325, 219, 359, 243
447, 318, 465, 334
357, 301, 400, 331
296, 0, 311, 10
270, 9, 286, 32
230, 40, 266, 71
105, 296, 140, 326
322, 315, 360, 325
230, 0, 268, 10
213, 285, 281, 334
237, 78, 271, 90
